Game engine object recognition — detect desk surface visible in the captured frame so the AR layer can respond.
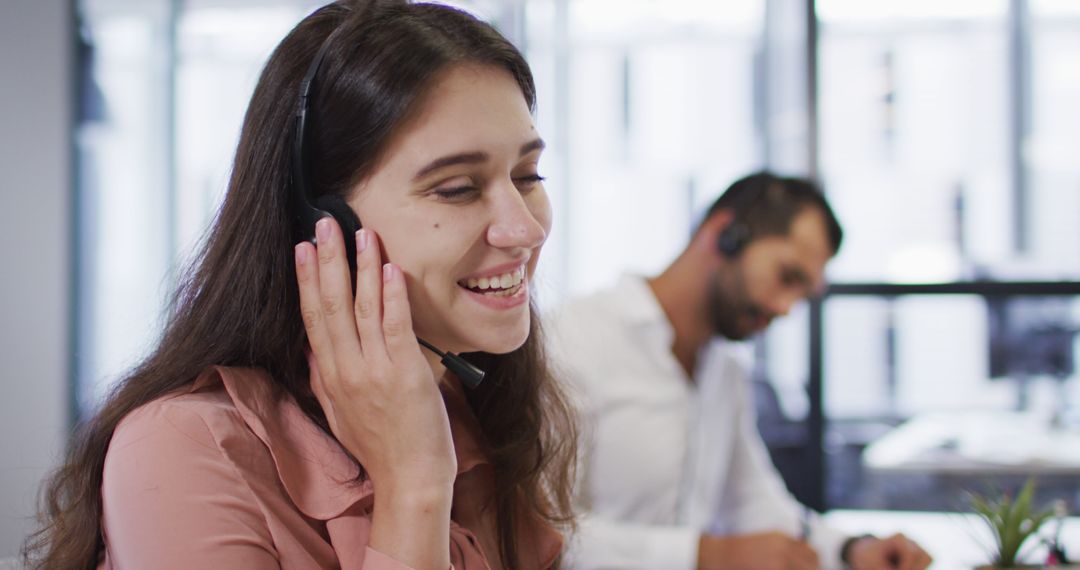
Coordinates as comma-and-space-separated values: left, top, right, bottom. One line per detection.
824, 509, 1080, 569
863, 412, 1080, 475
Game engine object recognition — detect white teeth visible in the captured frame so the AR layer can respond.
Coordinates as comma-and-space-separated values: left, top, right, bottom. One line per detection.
462, 266, 526, 292
489, 282, 523, 297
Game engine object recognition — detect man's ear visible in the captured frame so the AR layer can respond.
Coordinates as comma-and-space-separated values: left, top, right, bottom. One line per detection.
693, 209, 735, 255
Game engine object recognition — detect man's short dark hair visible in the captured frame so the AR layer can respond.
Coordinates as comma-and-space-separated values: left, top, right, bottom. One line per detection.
701, 171, 844, 254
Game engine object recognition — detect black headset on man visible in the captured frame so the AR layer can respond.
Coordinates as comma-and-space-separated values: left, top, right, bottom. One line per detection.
716, 213, 753, 259
714, 174, 775, 259
289, 29, 486, 389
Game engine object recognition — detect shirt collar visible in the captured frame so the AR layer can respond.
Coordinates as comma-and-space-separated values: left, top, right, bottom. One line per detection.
615, 273, 676, 347
189, 366, 492, 521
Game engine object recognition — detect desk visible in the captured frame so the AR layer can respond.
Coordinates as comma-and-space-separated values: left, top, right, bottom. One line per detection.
863, 412, 1080, 475
824, 510, 1080, 569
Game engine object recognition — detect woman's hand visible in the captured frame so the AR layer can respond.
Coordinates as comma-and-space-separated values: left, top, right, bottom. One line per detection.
295, 217, 455, 568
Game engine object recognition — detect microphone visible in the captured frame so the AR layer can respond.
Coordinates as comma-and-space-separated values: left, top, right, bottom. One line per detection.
416, 338, 486, 389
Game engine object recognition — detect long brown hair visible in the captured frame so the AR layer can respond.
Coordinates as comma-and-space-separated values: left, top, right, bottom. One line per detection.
25, 1, 577, 568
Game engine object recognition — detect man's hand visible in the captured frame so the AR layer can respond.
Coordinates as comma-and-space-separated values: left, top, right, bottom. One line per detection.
698, 531, 819, 570
846, 534, 932, 570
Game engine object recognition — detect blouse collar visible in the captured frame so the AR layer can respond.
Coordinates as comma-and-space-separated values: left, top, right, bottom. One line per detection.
189, 365, 562, 568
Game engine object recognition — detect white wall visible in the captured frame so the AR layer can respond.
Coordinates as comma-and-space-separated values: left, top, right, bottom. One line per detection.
0, 0, 72, 559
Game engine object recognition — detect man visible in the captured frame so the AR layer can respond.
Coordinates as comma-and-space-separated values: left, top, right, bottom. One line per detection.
548, 172, 932, 569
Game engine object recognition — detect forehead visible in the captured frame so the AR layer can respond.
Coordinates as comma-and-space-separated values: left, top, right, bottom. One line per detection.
387, 64, 534, 154
757, 207, 833, 287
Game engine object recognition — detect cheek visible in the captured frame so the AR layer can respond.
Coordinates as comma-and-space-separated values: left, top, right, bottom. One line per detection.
529, 188, 553, 237
738, 264, 773, 304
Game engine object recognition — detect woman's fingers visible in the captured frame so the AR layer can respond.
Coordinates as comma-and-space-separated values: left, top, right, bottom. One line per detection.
313, 217, 364, 360
298, 219, 418, 392
381, 262, 419, 362
353, 228, 388, 358
295, 240, 340, 387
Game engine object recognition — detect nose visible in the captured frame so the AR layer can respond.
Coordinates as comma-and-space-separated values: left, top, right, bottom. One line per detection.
485, 186, 549, 250
770, 292, 801, 318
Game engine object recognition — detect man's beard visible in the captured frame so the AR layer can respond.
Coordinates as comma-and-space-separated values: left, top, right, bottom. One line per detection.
706, 265, 771, 341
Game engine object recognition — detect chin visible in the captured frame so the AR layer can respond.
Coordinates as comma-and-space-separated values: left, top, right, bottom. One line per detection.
469, 321, 531, 355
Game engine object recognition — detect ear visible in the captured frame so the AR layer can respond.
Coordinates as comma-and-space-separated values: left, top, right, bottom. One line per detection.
693, 209, 735, 254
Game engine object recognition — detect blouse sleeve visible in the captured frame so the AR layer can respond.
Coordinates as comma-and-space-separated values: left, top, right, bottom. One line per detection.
101, 400, 281, 569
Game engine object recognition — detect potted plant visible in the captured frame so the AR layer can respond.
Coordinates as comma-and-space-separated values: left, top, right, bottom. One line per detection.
970, 478, 1054, 569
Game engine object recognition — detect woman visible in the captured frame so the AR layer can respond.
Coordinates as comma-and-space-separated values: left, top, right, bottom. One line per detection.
25, 1, 577, 568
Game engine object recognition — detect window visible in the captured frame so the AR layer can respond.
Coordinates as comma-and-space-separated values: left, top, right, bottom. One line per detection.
813, 0, 1080, 510
76, 0, 1080, 514
524, 0, 768, 299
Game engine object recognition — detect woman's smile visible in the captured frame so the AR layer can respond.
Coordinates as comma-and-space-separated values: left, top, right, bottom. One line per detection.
459, 264, 529, 309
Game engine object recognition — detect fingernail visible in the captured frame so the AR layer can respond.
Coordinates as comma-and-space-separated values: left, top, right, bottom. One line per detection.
295, 243, 308, 265
315, 218, 331, 244
356, 229, 368, 253
383, 263, 394, 283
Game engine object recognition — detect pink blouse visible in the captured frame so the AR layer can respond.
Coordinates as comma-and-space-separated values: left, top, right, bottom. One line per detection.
98, 366, 563, 569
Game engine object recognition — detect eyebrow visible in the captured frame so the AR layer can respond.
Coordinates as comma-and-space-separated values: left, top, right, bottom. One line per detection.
412, 137, 546, 182
520, 137, 545, 155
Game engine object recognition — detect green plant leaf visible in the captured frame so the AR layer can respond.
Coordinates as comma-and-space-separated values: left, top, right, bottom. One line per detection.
969, 478, 1053, 567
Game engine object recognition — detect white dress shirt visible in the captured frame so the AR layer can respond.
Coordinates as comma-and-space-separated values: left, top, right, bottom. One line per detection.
547, 275, 848, 569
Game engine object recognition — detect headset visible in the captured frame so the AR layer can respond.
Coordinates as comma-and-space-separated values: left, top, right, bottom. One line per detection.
714, 178, 762, 258
290, 30, 486, 389
716, 217, 752, 258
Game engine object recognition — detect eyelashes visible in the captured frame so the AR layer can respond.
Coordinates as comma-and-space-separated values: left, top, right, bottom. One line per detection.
514, 174, 546, 187
433, 186, 479, 201
432, 174, 546, 202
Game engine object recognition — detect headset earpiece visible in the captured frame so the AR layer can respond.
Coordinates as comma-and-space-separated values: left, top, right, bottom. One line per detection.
717, 221, 751, 258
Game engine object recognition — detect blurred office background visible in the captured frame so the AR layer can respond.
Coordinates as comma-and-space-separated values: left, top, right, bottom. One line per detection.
3, 0, 1079, 559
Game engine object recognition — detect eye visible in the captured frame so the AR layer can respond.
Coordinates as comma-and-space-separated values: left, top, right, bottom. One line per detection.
429, 184, 481, 202
780, 268, 804, 288
512, 173, 546, 193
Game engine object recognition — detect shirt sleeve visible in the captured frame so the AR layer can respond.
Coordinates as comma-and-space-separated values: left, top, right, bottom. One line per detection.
714, 371, 848, 569
101, 400, 281, 569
